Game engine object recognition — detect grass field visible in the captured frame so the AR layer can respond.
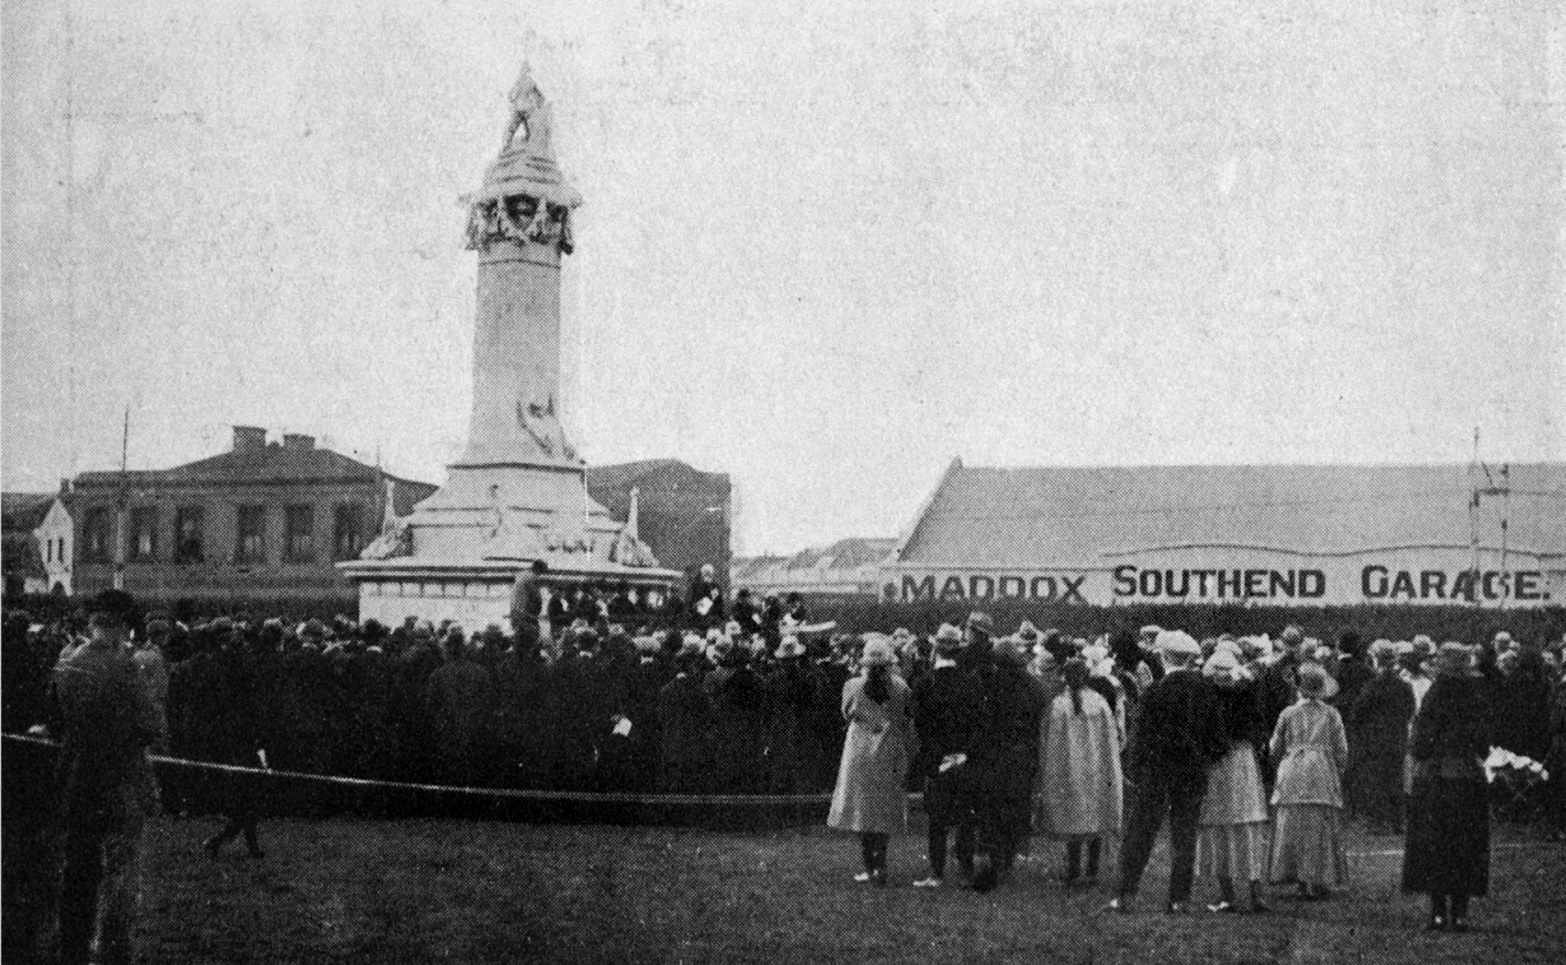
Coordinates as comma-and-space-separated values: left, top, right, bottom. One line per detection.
92, 814, 1559, 964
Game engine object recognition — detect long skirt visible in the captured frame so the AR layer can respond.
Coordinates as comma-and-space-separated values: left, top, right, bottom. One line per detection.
1402, 776, 1489, 897
1197, 823, 1269, 881
1269, 804, 1347, 887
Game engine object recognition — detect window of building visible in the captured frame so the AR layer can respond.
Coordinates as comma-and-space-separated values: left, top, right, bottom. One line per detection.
128, 506, 158, 561
45, 539, 52, 563
82, 506, 112, 563
175, 506, 204, 563
235, 505, 266, 564
285, 504, 315, 562
334, 503, 365, 560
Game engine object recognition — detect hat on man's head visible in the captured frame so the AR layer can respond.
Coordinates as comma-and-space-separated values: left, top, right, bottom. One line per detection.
891, 627, 914, 643
1280, 625, 1305, 646
1202, 648, 1245, 681
1435, 642, 1473, 676
1014, 620, 1042, 645
1138, 625, 1162, 640
991, 634, 1029, 667
1155, 630, 1201, 659
966, 611, 995, 638
87, 589, 137, 627
932, 623, 963, 654
1295, 662, 1339, 700
775, 636, 806, 660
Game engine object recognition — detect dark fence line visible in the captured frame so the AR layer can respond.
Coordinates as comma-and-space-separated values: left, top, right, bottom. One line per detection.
1, 733, 835, 829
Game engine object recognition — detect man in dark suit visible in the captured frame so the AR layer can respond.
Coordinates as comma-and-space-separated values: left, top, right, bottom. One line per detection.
1105, 629, 1227, 913
911, 623, 978, 887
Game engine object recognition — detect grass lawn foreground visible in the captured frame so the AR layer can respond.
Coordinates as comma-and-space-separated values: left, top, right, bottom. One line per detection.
133, 815, 1564, 964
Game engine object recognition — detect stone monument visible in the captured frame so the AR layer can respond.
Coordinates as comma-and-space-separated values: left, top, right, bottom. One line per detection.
339, 64, 678, 629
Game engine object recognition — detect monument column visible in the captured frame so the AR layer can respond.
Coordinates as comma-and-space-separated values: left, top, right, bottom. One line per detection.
337, 63, 676, 628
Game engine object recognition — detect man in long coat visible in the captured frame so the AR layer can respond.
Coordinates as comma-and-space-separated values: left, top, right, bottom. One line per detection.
50, 590, 165, 965
968, 633, 1046, 892
911, 624, 979, 887
1105, 630, 1227, 913
1348, 641, 1416, 833
422, 632, 495, 786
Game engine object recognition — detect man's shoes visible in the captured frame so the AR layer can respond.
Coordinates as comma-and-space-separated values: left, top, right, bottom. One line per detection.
1425, 915, 1446, 932
912, 877, 942, 889
972, 866, 999, 894
1101, 897, 1133, 914
1166, 901, 1191, 915
202, 836, 222, 858
870, 870, 888, 888
246, 849, 267, 860
853, 871, 873, 883
1206, 901, 1237, 914
1449, 918, 1469, 934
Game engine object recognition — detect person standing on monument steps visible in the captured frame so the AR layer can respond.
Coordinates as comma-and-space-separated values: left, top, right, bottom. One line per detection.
1104, 630, 1227, 914
510, 560, 549, 654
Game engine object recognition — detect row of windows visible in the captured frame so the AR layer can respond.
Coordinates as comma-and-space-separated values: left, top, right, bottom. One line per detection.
79, 503, 368, 565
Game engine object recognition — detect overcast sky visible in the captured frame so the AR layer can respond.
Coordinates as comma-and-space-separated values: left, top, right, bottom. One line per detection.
3, 0, 1562, 554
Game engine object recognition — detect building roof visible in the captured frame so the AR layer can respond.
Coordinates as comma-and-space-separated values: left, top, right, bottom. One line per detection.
893, 460, 1566, 568
1, 492, 55, 532
733, 538, 897, 594
71, 446, 434, 490
585, 458, 725, 491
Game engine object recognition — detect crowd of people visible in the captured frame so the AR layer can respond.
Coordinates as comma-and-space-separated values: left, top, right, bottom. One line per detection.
5, 579, 1566, 960
819, 613, 1566, 934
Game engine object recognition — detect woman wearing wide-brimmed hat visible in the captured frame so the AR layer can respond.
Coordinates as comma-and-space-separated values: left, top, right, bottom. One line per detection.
1402, 642, 1493, 933
827, 636, 918, 886
1195, 648, 1271, 913
1267, 661, 1349, 899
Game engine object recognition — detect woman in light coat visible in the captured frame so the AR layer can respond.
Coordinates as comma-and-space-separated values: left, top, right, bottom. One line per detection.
1041, 658, 1123, 885
828, 636, 918, 885
1268, 662, 1349, 898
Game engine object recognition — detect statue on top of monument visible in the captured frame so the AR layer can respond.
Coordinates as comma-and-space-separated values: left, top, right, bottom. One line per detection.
499, 63, 555, 160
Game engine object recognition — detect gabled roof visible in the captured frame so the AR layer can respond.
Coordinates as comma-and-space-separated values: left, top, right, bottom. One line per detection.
894, 460, 1566, 568
1, 492, 55, 532
72, 447, 433, 489
780, 537, 897, 571
585, 458, 725, 491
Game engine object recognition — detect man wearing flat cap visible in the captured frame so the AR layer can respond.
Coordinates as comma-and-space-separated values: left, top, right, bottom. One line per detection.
50, 590, 166, 965
1106, 629, 1226, 914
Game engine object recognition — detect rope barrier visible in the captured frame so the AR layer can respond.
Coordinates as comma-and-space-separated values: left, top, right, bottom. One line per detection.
2, 731, 840, 807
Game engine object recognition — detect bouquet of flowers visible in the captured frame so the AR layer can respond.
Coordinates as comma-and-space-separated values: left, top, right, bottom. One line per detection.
1484, 746, 1550, 822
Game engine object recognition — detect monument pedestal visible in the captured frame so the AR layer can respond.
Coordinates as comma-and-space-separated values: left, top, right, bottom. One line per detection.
339, 65, 678, 628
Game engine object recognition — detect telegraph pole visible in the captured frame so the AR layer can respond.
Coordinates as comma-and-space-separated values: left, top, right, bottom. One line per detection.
113, 406, 128, 590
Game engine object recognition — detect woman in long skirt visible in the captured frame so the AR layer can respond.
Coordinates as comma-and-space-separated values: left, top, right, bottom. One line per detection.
1196, 647, 1271, 912
1041, 658, 1123, 885
1268, 662, 1349, 898
828, 636, 917, 885
1402, 642, 1493, 932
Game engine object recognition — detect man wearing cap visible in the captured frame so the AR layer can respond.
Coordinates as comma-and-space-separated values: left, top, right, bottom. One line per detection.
1106, 629, 1227, 914
50, 590, 165, 965
912, 623, 979, 887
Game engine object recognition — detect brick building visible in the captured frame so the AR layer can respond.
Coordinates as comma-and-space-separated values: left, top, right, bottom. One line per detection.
585, 459, 732, 593
67, 426, 436, 614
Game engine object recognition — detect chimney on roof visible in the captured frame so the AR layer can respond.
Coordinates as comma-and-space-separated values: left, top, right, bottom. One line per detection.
282, 433, 315, 451
232, 425, 267, 453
